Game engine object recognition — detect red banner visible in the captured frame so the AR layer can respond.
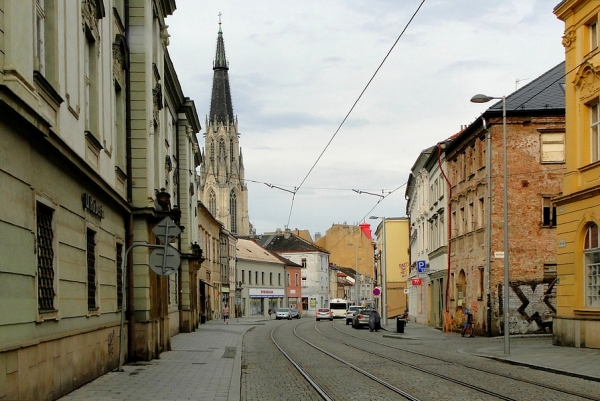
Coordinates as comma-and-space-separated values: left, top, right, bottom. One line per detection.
411, 278, 422, 285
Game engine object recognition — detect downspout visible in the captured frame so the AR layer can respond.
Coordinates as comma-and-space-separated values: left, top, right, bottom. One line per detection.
124, 0, 135, 363
176, 123, 183, 317
484, 117, 492, 336
437, 143, 452, 323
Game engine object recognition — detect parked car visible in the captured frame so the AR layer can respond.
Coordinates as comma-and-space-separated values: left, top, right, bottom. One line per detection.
346, 305, 362, 325
316, 308, 333, 321
290, 308, 301, 319
275, 308, 292, 320
352, 308, 374, 329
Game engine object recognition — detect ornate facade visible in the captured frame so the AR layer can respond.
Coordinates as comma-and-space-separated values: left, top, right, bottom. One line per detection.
199, 22, 250, 236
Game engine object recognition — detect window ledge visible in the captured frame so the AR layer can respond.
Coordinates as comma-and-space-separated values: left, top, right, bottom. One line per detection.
579, 160, 600, 173
574, 309, 600, 317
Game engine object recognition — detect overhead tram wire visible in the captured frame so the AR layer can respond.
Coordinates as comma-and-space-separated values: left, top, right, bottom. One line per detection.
284, 0, 427, 228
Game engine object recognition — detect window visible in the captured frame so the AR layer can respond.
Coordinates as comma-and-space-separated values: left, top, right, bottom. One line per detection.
116, 243, 123, 309
302, 277, 307, 287
478, 197, 485, 229
478, 267, 484, 300
584, 223, 600, 306
295, 273, 299, 286
287, 273, 290, 285
230, 190, 237, 233
37, 202, 55, 311
208, 189, 216, 216
242, 270, 245, 284
210, 139, 215, 161
35, 0, 46, 73
270, 272, 273, 286
230, 138, 234, 161
84, 29, 98, 138
255, 271, 258, 285
278, 273, 281, 286
542, 197, 557, 227
541, 132, 565, 163
591, 21, 598, 51
261, 272, 264, 285
248, 270, 252, 285
87, 228, 97, 310
592, 103, 600, 163
301, 258, 307, 268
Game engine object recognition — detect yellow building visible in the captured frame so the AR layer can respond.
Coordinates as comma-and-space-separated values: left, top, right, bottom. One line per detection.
372, 218, 410, 319
554, 0, 600, 348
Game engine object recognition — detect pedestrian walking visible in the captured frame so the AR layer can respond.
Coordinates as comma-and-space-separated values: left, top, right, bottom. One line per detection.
222, 304, 229, 324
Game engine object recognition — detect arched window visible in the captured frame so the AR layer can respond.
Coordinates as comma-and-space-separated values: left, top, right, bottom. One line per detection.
230, 190, 237, 233
584, 223, 600, 306
208, 189, 216, 216
219, 138, 225, 156
210, 140, 215, 161
230, 138, 234, 161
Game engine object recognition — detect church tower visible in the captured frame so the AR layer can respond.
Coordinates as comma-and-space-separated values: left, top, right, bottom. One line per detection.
199, 20, 251, 235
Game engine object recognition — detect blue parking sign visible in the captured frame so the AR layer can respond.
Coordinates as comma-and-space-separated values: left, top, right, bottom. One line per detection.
416, 260, 426, 273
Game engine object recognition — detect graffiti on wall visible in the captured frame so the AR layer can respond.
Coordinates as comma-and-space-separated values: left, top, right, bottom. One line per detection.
505, 279, 557, 334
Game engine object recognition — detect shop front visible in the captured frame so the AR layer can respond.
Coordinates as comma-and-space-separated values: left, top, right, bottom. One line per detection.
249, 288, 285, 316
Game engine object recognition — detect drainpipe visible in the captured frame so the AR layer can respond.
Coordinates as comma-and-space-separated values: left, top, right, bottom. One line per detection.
437, 143, 452, 322
484, 117, 492, 336
124, 0, 135, 363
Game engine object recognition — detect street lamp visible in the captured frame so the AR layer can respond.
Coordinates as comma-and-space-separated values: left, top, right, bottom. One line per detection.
370, 216, 387, 323
471, 93, 509, 354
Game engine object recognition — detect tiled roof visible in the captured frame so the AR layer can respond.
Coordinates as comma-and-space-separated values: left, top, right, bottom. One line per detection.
486, 61, 565, 113
253, 233, 328, 254
209, 24, 234, 124
236, 238, 284, 265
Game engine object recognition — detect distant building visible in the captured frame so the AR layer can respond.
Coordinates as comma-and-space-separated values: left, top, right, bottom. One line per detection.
198, 21, 250, 235
252, 230, 330, 316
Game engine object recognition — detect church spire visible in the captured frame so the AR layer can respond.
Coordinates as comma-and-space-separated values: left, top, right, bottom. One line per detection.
209, 15, 234, 125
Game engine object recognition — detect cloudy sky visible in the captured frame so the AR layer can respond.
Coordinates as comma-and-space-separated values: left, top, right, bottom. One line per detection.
166, 1, 565, 237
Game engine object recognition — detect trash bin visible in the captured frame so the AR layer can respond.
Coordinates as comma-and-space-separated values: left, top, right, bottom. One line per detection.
200, 314, 206, 324
396, 317, 406, 333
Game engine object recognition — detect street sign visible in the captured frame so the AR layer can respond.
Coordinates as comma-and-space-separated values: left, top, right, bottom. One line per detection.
149, 245, 180, 276
411, 277, 422, 285
152, 217, 181, 245
373, 287, 381, 297
416, 260, 426, 273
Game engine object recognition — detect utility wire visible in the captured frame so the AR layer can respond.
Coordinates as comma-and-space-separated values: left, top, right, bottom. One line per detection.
285, 0, 426, 228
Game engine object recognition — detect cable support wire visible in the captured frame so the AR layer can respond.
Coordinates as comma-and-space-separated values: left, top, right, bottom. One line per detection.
285, 0, 426, 229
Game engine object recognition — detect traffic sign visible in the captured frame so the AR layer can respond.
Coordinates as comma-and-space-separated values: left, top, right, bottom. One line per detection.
152, 217, 181, 244
416, 260, 426, 273
373, 287, 381, 297
149, 245, 180, 276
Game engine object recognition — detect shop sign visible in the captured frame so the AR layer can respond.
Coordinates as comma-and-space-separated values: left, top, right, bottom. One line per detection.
249, 288, 284, 298
82, 193, 104, 219
411, 278, 422, 286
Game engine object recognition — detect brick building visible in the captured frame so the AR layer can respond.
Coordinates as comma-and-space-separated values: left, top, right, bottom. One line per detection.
444, 62, 565, 336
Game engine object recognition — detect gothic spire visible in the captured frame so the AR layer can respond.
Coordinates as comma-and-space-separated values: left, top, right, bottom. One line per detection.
209, 17, 234, 125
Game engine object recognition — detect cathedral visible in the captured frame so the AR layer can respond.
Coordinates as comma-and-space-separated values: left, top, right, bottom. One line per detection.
199, 21, 251, 235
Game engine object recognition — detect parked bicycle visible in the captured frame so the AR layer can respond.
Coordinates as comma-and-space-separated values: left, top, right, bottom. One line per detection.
461, 309, 474, 338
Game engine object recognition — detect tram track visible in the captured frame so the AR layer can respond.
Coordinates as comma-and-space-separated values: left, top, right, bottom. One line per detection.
321, 320, 600, 401
271, 320, 421, 400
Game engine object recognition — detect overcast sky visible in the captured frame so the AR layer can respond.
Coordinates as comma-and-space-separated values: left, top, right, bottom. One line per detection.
166, 1, 565, 238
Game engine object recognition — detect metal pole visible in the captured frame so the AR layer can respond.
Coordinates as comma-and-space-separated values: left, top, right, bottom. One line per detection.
382, 217, 387, 323
502, 96, 510, 354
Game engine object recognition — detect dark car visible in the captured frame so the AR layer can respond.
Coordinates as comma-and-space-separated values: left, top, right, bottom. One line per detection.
290, 308, 301, 319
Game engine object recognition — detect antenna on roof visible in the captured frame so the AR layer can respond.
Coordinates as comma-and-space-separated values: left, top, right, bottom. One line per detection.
516, 78, 530, 90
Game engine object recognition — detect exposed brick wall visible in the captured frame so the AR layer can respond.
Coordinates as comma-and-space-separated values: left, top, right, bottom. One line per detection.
446, 115, 564, 335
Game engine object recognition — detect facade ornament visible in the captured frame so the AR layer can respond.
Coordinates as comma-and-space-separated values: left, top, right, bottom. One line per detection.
562, 30, 576, 48
112, 34, 127, 88
160, 25, 171, 47
82, 0, 105, 40
575, 62, 600, 100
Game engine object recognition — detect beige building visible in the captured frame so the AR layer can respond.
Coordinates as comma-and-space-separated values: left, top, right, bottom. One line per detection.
554, 0, 600, 349
0, 1, 202, 399
197, 202, 223, 322
315, 224, 375, 306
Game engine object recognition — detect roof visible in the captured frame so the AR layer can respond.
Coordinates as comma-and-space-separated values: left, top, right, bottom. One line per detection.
209, 22, 234, 125
236, 238, 284, 265
485, 61, 565, 113
250, 232, 329, 254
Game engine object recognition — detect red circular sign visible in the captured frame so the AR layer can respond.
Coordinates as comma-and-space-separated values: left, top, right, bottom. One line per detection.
373, 287, 381, 296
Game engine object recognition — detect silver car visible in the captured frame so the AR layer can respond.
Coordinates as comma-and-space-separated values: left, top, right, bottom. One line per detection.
290, 308, 301, 319
351, 308, 374, 329
346, 305, 362, 325
275, 308, 292, 320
